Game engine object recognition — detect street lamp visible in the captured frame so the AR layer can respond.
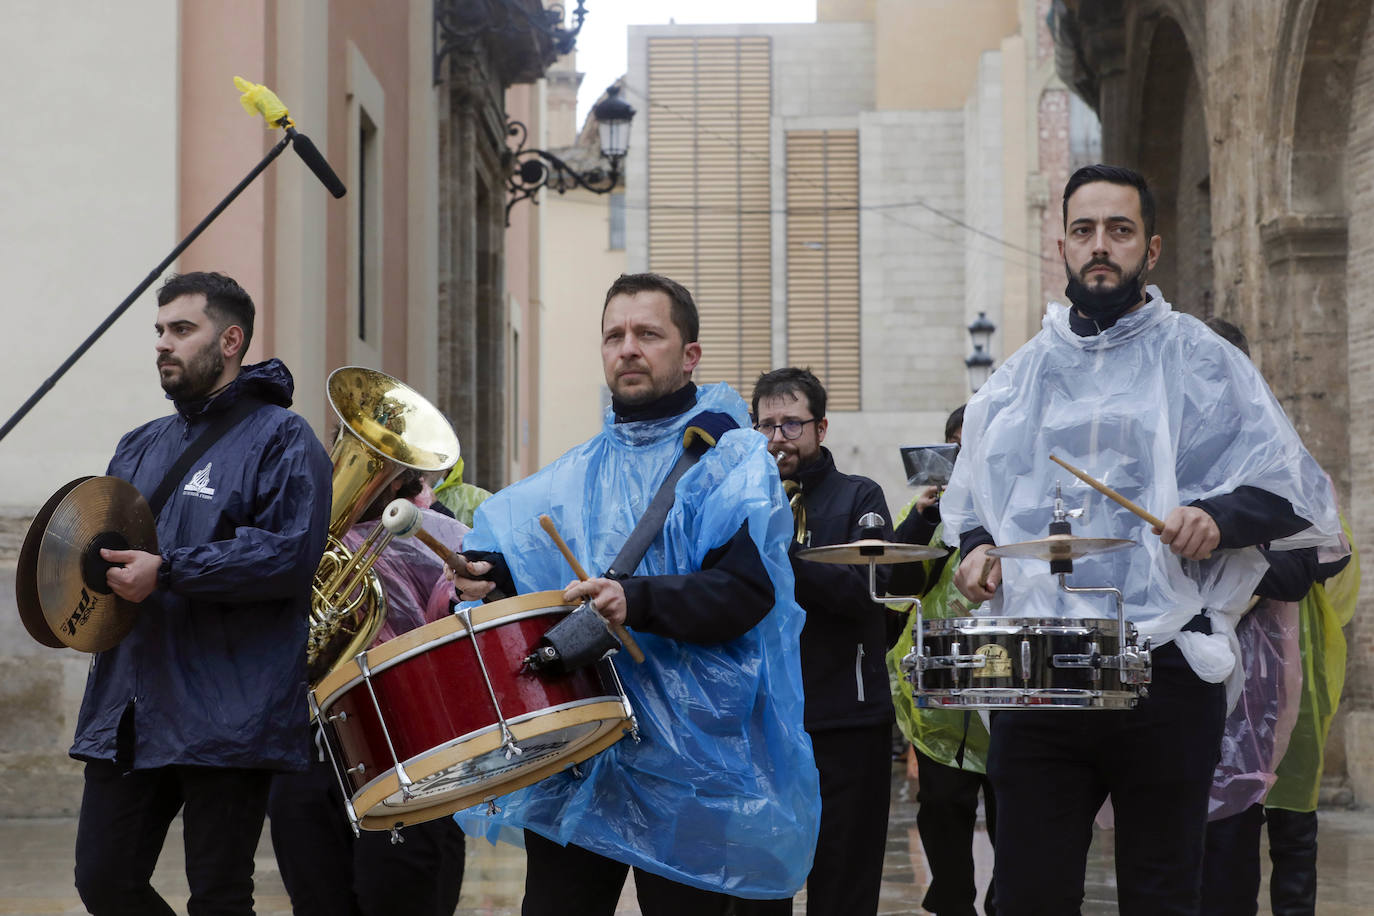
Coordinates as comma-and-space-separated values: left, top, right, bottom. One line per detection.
965, 311, 996, 392
504, 84, 636, 222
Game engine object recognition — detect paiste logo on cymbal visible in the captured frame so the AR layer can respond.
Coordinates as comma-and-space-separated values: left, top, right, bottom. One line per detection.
972, 643, 1011, 679
62, 588, 98, 638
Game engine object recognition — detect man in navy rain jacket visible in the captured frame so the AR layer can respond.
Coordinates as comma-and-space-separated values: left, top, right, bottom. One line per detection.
70, 271, 332, 916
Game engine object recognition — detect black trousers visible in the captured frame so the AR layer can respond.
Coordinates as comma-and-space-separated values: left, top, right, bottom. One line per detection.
986, 644, 1226, 916
267, 756, 465, 916
1201, 803, 1264, 916
1200, 804, 1319, 916
1266, 808, 1319, 916
521, 829, 789, 915
914, 745, 997, 916
805, 722, 893, 914
74, 759, 272, 916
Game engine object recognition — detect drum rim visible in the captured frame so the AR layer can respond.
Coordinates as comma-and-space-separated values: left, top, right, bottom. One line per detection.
921, 616, 1130, 636
346, 697, 632, 829
312, 590, 579, 705
914, 688, 1139, 710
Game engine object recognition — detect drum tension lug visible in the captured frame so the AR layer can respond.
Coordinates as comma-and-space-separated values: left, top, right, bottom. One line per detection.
486, 798, 502, 816
389, 826, 405, 846
571, 763, 584, 779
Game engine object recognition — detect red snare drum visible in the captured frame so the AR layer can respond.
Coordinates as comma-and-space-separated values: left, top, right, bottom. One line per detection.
311, 590, 636, 831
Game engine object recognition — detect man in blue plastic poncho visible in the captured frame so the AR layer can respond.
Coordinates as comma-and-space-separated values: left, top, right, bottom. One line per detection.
447, 273, 819, 914
939, 166, 1340, 916
70, 272, 333, 915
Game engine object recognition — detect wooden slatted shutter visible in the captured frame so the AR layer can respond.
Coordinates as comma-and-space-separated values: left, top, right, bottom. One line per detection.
785, 129, 861, 410
647, 36, 773, 394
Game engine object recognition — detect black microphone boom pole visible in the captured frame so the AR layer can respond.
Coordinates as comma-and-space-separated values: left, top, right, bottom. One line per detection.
0, 78, 345, 447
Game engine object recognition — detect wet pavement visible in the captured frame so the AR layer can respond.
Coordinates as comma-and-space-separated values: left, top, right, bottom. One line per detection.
3, 764, 1373, 914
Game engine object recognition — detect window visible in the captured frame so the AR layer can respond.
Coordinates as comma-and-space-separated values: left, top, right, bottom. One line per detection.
647, 36, 772, 392
785, 130, 861, 409
346, 44, 384, 365
358, 109, 378, 341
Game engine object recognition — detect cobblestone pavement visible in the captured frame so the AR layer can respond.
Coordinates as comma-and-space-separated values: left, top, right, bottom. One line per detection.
3, 766, 1372, 914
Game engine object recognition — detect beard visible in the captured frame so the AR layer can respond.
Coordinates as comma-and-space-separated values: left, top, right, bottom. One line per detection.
159, 339, 225, 401
1064, 252, 1149, 324
609, 362, 681, 406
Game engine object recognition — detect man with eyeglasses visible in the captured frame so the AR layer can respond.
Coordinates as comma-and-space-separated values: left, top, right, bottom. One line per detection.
751, 366, 897, 915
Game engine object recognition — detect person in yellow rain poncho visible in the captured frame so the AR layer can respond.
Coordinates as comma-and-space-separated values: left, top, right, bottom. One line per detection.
1263, 523, 1359, 912
1193, 316, 1359, 916
432, 456, 493, 527
887, 405, 997, 916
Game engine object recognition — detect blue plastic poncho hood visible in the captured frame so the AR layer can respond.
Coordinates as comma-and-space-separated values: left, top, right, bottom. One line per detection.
457, 382, 820, 898
941, 290, 1340, 700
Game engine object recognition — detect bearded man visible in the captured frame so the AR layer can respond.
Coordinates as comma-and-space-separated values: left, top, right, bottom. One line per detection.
940, 165, 1339, 915
70, 271, 332, 915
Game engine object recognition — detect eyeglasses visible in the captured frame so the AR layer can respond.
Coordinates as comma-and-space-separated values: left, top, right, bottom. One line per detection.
753, 418, 818, 441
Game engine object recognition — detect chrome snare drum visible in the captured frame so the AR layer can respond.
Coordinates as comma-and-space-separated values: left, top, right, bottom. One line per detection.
904, 615, 1151, 709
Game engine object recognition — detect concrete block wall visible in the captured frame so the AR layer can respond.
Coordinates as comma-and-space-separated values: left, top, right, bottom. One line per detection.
859, 109, 969, 415
772, 23, 875, 118
964, 50, 1006, 367
0, 525, 88, 816
827, 409, 955, 519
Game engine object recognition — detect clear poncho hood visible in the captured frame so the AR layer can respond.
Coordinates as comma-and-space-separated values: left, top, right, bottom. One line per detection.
941, 289, 1340, 689
455, 382, 820, 897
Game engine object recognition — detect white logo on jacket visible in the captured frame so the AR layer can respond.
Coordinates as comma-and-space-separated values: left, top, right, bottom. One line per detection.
182, 462, 216, 500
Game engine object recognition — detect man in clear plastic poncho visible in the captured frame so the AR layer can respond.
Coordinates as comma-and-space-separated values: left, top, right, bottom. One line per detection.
940, 165, 1340, 916
446, 273, 819, 914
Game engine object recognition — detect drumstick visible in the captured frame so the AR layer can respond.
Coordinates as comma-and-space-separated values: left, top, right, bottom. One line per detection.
414, 528, 465, 571
539, 515, 645, 664
1049, 454, 1166, 529
977, 556, 996, 590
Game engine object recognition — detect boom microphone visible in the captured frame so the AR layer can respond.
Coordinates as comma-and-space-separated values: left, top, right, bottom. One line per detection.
287, 127, 346, 198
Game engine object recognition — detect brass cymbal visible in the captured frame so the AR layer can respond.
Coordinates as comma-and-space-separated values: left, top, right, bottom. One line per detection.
16, 477, 90, 649
31, 476, 158, 653
987, 534, 1134, 562
797, 539, 947, 565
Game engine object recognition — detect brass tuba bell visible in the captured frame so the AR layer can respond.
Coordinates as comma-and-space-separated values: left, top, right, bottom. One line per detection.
308, 367, 460, 684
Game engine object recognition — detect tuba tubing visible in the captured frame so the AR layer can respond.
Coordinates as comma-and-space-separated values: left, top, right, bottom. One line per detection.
308, 367, 460, 685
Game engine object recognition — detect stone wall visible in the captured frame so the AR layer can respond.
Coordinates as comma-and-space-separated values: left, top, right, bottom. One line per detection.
1057, 0, 1374, 803
859, 109, 970, 415
0, 516, 87, 817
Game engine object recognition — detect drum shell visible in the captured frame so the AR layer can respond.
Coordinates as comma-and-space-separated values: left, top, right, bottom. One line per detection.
311, 591, 631, 829
913, 616, 1139, 709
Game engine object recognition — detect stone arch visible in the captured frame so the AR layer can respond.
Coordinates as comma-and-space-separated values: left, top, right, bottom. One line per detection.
1279, 0, 1373, 213
1132, 15, 1212, 317
1260, 0, 1371, 513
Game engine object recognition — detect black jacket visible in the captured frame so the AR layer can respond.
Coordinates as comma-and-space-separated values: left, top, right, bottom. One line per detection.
71, 360, 333, 771
787, 447, 896, 731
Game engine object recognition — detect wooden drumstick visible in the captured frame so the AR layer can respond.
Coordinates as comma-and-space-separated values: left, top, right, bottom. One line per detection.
977, 555, 996, 590
414, 528, 465, 571
1049, 454, 1166, 530
539, 515, 646, 664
